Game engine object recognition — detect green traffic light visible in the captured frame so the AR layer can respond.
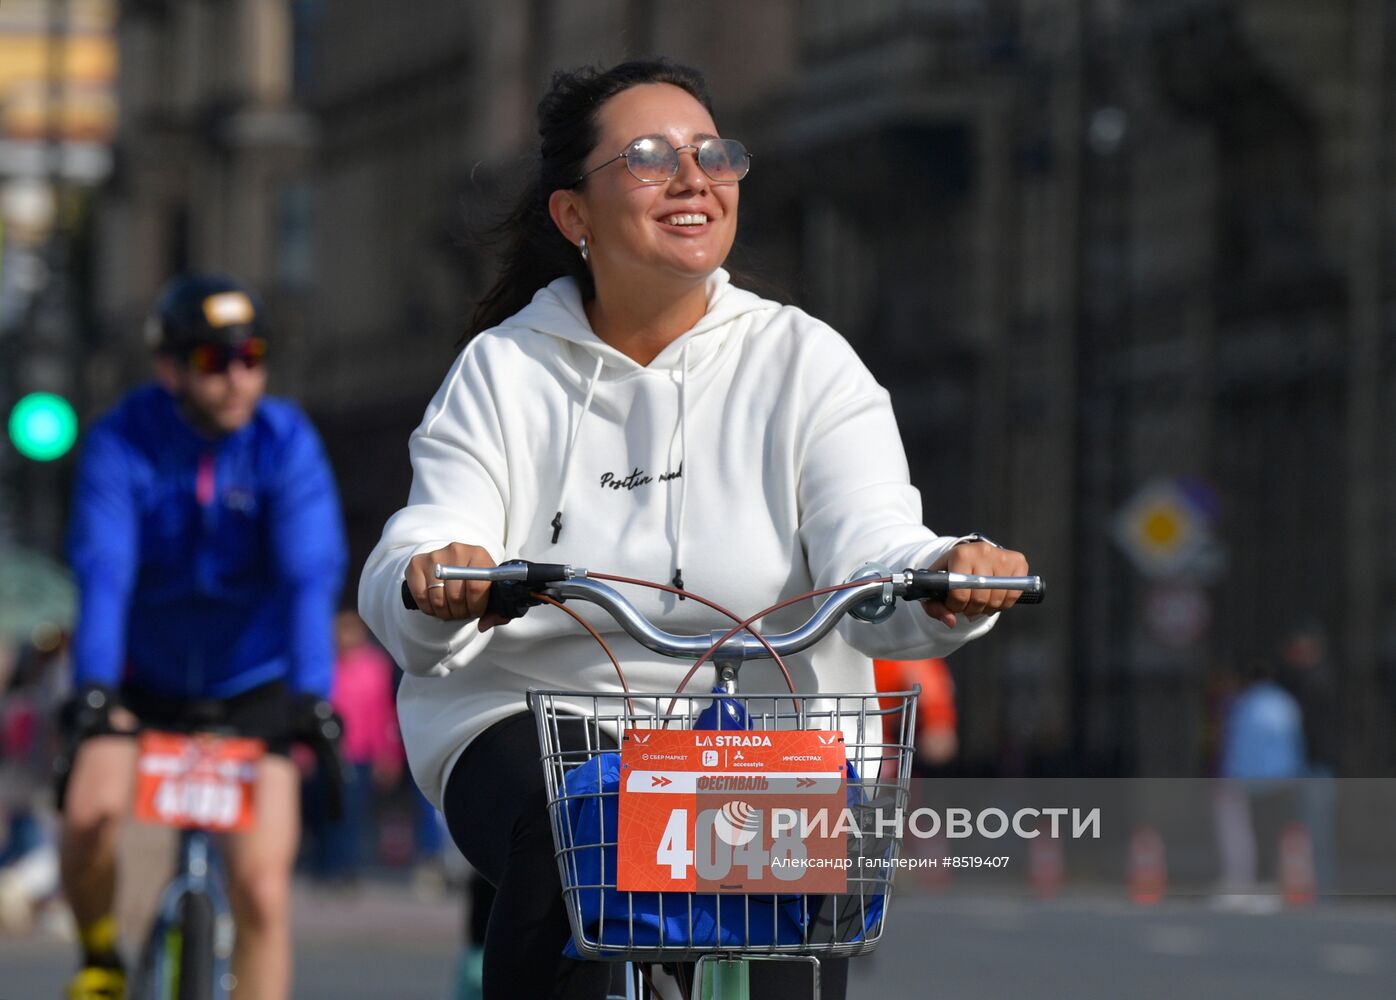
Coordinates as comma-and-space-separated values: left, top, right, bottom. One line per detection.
8, 392, 78, 461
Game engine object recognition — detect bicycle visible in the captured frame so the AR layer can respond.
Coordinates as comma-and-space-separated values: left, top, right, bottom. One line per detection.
56, 696, 344, 1000
407, 559, 1043, 998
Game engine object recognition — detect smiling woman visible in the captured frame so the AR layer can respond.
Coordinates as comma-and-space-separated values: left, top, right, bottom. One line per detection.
359, 57, 1031, 1000
464, 61, 737, 358
548, 82, 744, 365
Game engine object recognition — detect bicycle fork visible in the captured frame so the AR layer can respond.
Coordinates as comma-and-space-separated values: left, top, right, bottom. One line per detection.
139, 829, 235, 999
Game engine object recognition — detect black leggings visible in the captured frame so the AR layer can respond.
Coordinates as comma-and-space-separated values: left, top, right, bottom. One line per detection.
442, 712, 848, 1000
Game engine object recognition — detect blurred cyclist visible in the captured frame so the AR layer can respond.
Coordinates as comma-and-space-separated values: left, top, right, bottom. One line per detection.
59, 274, 346, 1000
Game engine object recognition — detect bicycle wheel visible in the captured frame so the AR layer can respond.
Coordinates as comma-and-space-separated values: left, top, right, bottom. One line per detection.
175, 892, 216, 1000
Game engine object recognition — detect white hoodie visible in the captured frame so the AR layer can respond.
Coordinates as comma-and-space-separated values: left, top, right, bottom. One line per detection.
359, 269, 995, 807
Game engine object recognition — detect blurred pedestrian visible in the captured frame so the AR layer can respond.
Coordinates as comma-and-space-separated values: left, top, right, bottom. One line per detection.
1277, 622, 1338, 891
0, 627, 69, 931
875, 657, 959, 775
1213, 656, 1305, 901
305, 611, 403, 884
875, 657, 959, 889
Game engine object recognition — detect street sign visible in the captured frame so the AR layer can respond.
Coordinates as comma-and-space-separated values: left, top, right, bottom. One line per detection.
1112, 479, 1210, 578
1144, 583, 1212, 648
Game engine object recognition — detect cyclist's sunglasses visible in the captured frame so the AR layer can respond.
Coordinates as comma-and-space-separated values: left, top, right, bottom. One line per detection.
185, 337, 268, 375
574, 135, 751, 187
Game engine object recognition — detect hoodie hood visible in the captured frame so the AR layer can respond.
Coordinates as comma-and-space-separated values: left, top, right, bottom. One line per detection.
491, 266, 778, 569
495, 267, 774, 383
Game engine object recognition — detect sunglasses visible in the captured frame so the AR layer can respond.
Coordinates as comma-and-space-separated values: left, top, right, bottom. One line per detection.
575, 135, 751, 187
186, 337, 268, 375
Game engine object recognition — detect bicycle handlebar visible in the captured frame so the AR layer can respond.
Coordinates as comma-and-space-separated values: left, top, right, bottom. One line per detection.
400, 561, 1043, 662
904, 568, 1044, 603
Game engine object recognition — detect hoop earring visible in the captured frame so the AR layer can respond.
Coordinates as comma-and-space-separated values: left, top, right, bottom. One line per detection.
579, 235, 590, 263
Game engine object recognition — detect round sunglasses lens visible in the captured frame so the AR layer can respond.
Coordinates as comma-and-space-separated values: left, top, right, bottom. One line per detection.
625, 137, 678, 183
699, 140, 749, 182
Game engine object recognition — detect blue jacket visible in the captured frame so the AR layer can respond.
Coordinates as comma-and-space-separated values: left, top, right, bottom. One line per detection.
67, 384, 346, 699
1220, 681, 1306, 780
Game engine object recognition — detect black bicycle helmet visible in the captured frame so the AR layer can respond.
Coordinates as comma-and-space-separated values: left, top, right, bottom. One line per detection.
145, 272, 268, 355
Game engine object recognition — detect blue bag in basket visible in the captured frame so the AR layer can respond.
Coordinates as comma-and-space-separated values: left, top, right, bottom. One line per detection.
557, 748, 884, 957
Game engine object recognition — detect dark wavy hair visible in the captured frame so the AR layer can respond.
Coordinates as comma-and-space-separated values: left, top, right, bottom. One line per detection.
465, 60, 716, 340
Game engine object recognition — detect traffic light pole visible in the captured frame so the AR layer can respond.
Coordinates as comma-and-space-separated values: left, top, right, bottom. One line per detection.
4, 0, 80, 556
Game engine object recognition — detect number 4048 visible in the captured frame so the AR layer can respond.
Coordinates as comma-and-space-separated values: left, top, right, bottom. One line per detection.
655, 808, 809, 882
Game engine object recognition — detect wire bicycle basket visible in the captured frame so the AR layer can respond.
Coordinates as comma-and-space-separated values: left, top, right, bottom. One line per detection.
528, 687, 920, 964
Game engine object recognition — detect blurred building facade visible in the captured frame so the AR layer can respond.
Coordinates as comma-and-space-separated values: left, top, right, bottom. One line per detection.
92, 0, 311, 388
0, 0, 118, 551
87, 0, 1395, 776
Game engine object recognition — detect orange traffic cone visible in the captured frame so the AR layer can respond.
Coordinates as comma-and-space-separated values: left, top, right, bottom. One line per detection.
1029, 836, 1064, 899
1279, 823, 1316, 907
1128, 825, 1166, 905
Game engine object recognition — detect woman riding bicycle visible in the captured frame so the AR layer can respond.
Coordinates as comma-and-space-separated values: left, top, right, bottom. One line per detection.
359, 59, 1030, 1000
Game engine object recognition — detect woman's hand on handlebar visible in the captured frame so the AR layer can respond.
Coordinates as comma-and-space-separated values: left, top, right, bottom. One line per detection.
923, 541, 1030, 628
405, 543, 508, 632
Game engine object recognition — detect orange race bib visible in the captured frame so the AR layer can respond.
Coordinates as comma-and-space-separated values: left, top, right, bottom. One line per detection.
133, 731, 264, 832
618, 729, 849, 894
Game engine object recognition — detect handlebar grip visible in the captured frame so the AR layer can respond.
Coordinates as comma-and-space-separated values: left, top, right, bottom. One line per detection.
400, 577, 543, 619
401, 561, 574, 611
905, 570, 1045, 605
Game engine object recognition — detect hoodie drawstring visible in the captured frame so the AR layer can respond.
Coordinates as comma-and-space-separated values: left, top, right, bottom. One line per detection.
672, 343, 691, 597
552, 353, 605, 544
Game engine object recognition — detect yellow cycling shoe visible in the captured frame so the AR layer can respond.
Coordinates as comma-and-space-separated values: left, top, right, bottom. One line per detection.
67, 964, 126, 1000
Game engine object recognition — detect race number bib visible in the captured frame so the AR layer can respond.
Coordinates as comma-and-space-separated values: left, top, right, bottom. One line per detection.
133, 731, 263, 832
618, 729, 848, 893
